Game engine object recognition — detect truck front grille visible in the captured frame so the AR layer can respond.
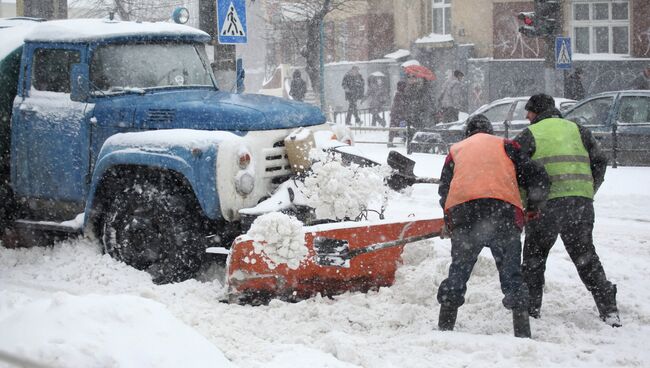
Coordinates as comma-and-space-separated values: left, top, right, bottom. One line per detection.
263, 140, 292, 182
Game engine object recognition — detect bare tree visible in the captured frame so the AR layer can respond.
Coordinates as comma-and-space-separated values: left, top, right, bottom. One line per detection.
270, 0, 356, 94
69, 0, 187, 22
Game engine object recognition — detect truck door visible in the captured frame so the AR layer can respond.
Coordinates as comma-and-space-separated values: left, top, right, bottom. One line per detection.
11, 45, 90, 215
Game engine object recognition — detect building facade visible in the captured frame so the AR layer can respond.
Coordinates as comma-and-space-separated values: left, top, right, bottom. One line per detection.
391, 0, 649, 111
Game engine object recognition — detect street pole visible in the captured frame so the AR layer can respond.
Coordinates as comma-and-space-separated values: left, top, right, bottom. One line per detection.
319, 19, 325, 111
544, 35, 555, 96
199, 0, 236, 91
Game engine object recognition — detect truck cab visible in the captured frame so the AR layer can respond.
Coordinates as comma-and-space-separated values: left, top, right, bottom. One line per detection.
0, 19, 337, 283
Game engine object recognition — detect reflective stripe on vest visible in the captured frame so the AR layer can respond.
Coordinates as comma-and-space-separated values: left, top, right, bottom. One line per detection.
528, 118, 594, 199
445, 133, 523, 211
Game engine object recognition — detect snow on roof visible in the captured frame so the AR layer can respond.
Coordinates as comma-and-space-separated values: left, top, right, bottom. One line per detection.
415, 33, 454, 44
384, 49, 410, 60
400, 59, 420, 68
23, 18, 210, 43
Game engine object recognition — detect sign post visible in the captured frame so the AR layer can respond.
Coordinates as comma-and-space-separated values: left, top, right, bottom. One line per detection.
555, 36, 572, 70
217, 0, 248, 45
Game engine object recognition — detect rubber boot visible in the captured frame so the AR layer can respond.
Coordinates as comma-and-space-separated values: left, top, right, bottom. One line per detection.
593, 284, 621, 327
528, 288, 543, 319
513, 309, 531, 338
438, 306, 458, 331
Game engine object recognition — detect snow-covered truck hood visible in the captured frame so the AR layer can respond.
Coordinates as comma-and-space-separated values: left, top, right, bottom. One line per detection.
91, 89, 326, 132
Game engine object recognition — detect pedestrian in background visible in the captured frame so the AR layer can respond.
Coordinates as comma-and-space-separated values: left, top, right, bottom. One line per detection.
367, 75, 387, 127
342, 66, 365, 125
388, 81, 407, 147
289, 70, 307, 102
564, 67, 586, 100
403, 73, 436, 153
437, 114, 549, 338
630, 65, 650, 90
438, 70, 465, 123
514, 94, 621, 327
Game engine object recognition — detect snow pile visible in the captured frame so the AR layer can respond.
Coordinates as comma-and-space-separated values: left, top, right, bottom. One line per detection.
303, 151, 390, 220
247, 212, 307, 270
0, 293, 235, 368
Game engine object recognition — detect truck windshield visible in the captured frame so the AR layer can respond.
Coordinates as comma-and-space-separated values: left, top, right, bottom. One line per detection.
90, 43, 215, 94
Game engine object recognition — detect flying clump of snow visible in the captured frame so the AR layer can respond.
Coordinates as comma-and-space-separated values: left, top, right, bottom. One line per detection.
247, 212, 307, 270
303, 151, 390, 221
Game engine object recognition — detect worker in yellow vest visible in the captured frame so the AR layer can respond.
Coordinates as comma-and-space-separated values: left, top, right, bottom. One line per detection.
437, 114, 549, 338
514, 93, 620, 327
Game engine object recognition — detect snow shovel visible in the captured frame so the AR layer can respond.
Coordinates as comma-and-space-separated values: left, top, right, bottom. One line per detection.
386, 150, 440, 191
313, 229, 442, 267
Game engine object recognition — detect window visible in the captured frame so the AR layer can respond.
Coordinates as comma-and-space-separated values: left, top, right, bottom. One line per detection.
512, 101, 529, 121
32, 48, 80, 93
482, 103, 511, 123
617, 96, 650, 124
572, 0, 629, 54
565, 96, 614, 126
432, 0, 451, 35
90, 43, 213, 92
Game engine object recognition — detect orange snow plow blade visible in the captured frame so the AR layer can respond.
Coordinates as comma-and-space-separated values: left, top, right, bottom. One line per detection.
224, 217, 444, 304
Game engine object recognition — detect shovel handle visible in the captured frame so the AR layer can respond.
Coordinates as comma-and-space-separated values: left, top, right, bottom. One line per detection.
347, 231, 441, 259
413, 177, 440, 185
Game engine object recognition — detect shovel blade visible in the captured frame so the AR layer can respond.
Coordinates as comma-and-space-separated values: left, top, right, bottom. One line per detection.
313, 237, 351, 267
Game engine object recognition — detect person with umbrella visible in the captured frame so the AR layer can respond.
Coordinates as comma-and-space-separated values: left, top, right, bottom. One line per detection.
402, 64, 437, 154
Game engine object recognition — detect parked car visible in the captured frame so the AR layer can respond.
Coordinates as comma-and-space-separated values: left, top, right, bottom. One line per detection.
563, 90, 650, 166
410, 96, 576, 154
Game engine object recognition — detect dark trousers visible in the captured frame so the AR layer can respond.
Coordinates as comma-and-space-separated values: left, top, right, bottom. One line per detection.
345, 99, 361, 125
437, 205, 529, 311
522, 197, 616, 316
370, 108, 385, 127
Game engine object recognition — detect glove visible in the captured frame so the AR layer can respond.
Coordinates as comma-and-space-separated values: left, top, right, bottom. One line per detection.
525, 210, 540, 223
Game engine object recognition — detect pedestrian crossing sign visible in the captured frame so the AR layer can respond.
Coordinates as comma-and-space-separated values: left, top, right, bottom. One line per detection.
217, 0, 247, 44
555, 37, 572, 70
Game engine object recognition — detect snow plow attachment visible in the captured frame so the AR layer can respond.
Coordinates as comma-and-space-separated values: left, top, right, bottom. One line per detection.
224, 217, 445, 304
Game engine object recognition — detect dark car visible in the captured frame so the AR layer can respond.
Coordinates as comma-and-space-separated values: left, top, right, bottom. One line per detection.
563, 90, 650, 166
410, 96, 576, 154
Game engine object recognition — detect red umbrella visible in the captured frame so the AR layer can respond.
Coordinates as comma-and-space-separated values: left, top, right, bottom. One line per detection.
404, 65, 436, 81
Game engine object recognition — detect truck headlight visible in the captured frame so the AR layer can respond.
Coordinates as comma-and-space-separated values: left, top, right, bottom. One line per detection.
235, 171, 255, 195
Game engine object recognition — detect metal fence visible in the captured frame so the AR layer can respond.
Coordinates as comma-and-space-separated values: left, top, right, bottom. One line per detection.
331, 108, 408, 145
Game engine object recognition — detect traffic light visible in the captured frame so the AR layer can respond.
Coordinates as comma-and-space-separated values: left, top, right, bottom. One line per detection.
535, 0, 561, 36
517, 0, 561, 38
517, 12, 539, 37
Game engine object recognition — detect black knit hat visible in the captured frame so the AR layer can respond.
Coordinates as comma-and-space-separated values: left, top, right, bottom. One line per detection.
525, 94, 555, 114
464, 114, 494, 138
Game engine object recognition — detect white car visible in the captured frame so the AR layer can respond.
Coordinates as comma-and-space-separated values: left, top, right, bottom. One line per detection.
411, 96, 576, 153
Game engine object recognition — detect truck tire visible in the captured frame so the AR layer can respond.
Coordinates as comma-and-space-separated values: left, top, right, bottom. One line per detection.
0, 183, 15, 236
101, 180, 203, 284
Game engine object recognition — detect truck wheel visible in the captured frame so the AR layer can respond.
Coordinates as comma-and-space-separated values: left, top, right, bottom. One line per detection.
101, 181, 203, 284
0, 183, 15, 236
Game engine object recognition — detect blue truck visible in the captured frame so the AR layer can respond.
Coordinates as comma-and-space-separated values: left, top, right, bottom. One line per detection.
0, 19, 345, 283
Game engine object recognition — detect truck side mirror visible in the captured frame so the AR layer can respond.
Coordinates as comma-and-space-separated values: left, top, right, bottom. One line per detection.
70, 63, 90, 102
236, 58, 245, 94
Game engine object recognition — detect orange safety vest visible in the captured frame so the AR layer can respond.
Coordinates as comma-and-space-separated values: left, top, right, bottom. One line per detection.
444, 133, 523, 212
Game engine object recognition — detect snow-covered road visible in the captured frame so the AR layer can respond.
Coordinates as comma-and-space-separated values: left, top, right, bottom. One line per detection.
1, 144, 649, 368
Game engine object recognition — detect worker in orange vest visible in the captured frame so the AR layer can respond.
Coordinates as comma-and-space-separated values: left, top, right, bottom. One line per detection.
437, 114, 549, 338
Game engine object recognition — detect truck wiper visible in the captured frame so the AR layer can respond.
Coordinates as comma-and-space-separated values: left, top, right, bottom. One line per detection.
105, 86, 146, 95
